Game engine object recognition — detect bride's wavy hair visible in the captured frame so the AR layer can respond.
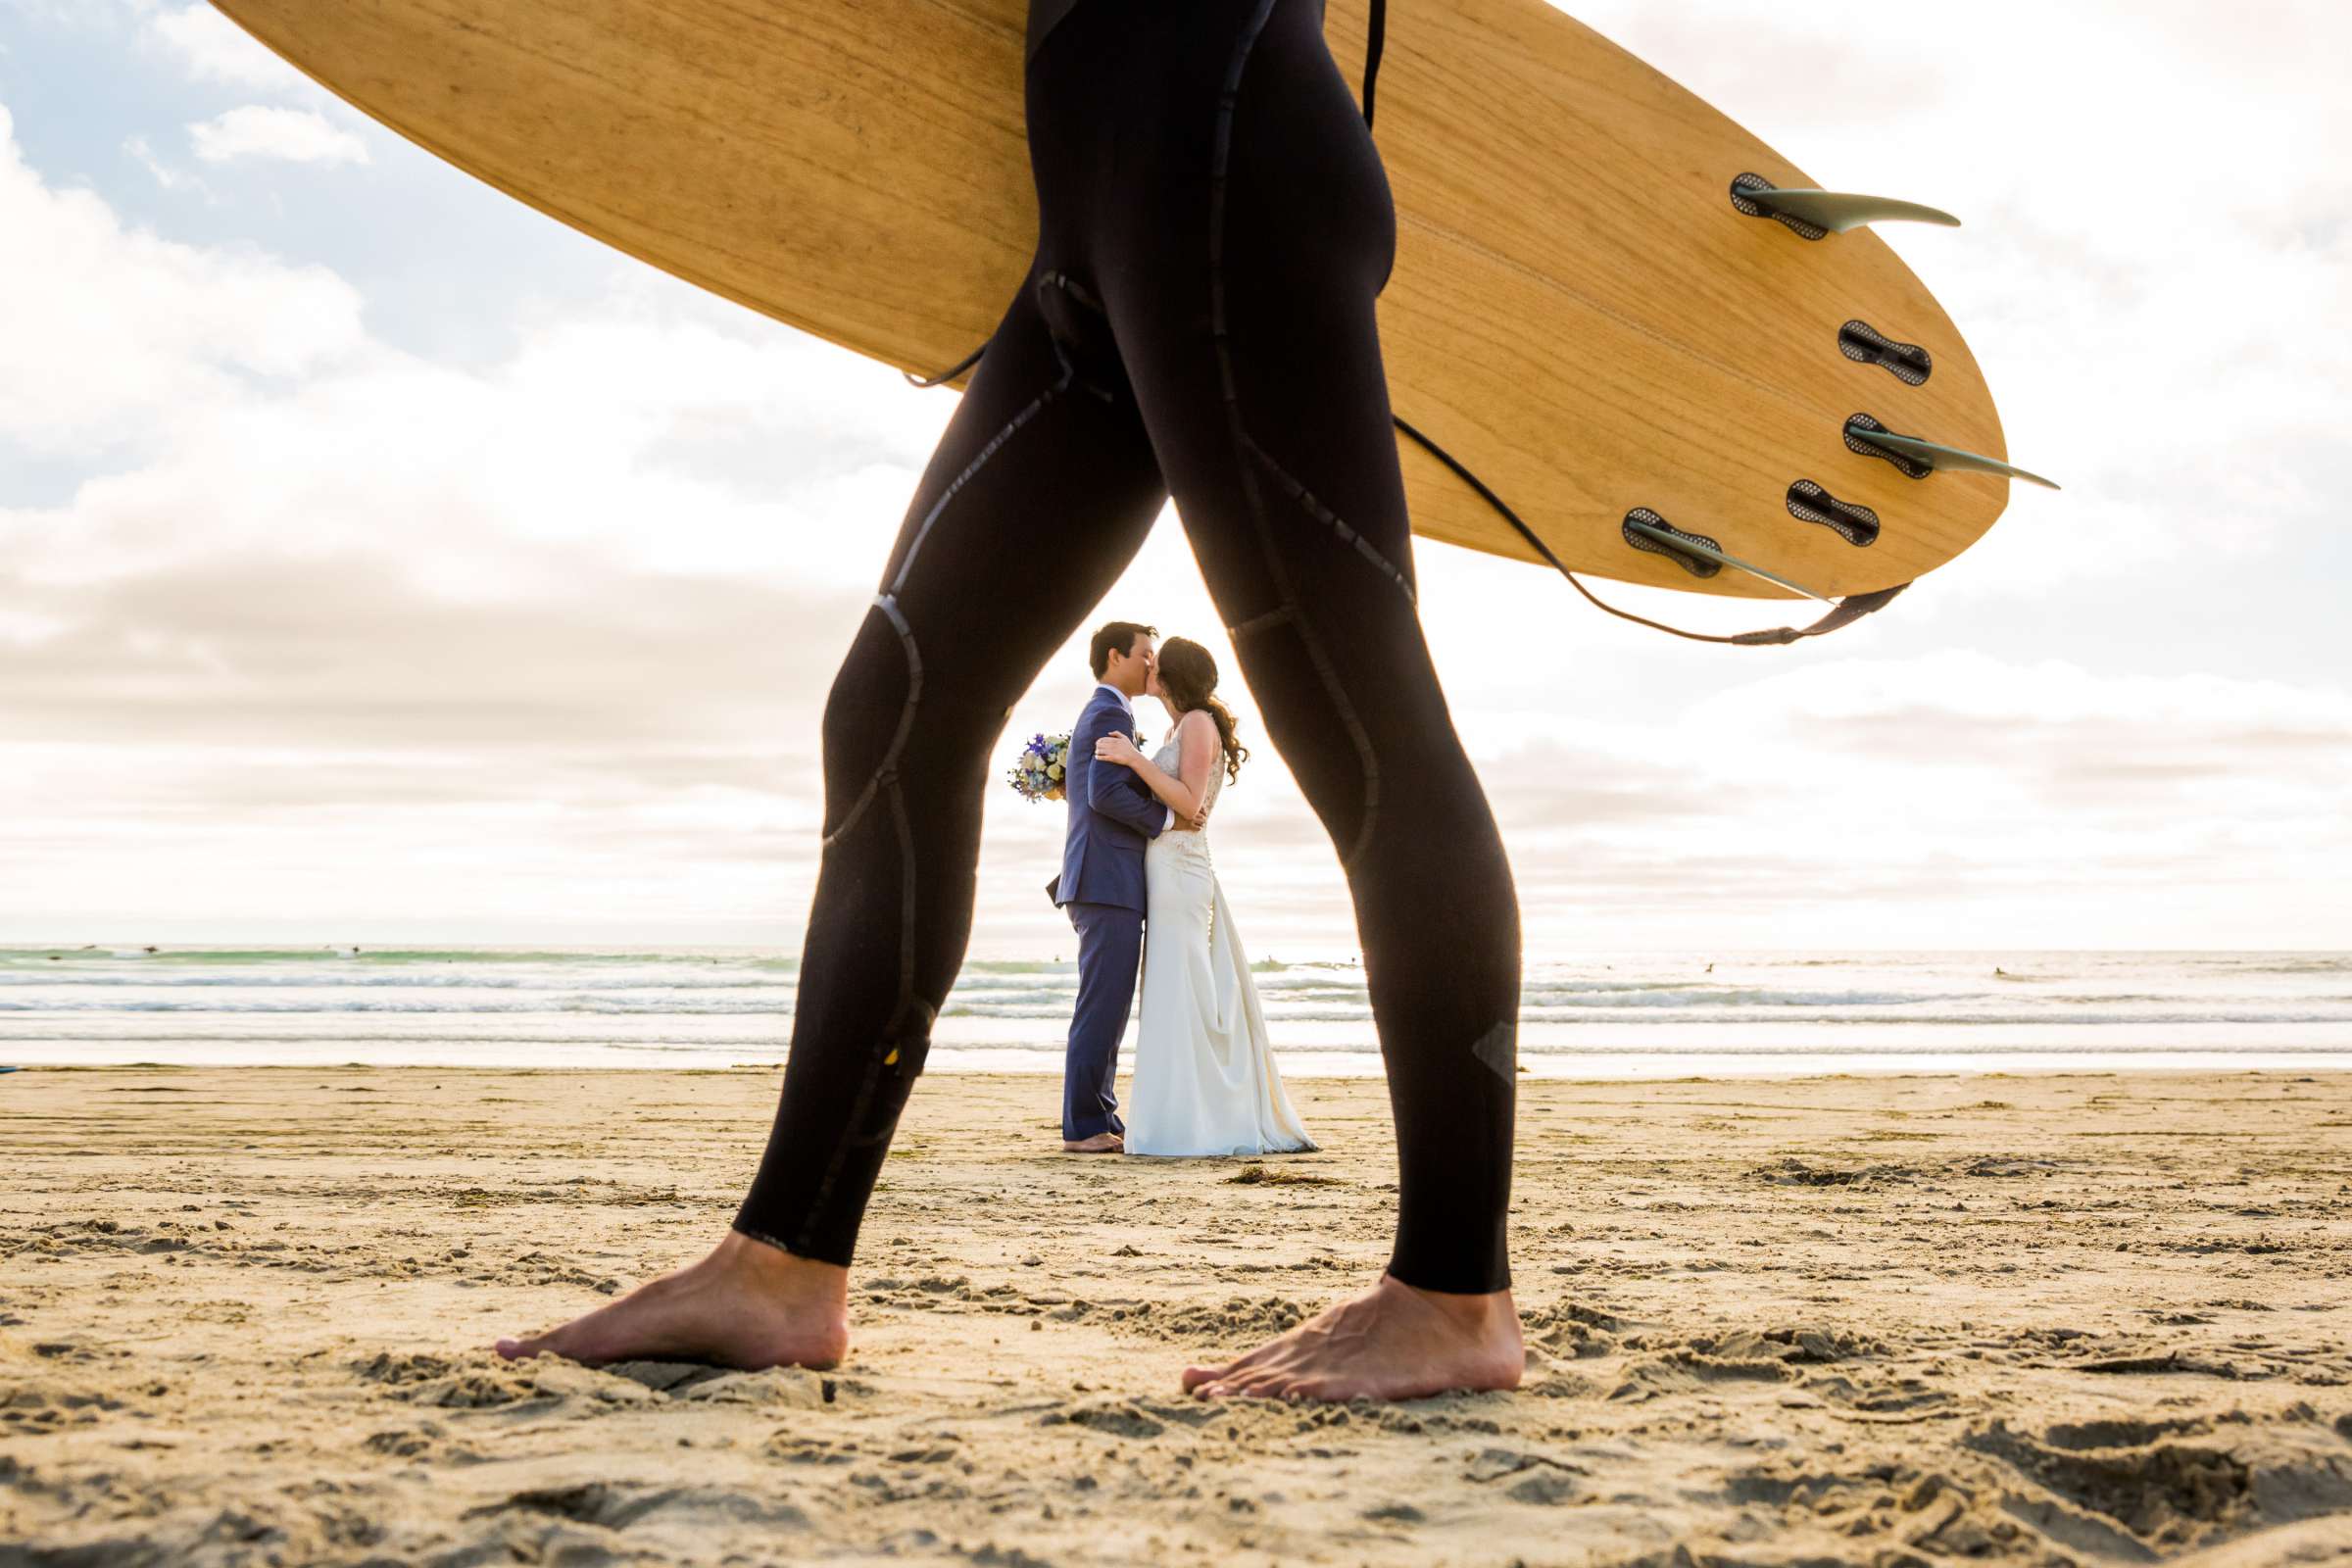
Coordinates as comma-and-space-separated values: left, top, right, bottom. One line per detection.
1156, 637, 1249, 785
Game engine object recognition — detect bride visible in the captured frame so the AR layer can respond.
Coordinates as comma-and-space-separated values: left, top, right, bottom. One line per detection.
1093, 637, 1315, 1158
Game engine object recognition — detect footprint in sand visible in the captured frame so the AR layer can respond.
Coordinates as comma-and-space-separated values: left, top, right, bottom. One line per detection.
463, 1481, 812, 1536
1043, 1396, 1218, 1441
1964, 1418, 2267, 1546
1608, 1350, 1794, 1402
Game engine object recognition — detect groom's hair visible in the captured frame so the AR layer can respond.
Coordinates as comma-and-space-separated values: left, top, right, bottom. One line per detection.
1089, 620, 1156, 678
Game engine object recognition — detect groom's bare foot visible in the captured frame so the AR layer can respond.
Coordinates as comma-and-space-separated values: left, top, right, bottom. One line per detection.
1181, 1274, 1522, 1403
494, 1231, 849, 1370
1062, 1131, 1124, 1153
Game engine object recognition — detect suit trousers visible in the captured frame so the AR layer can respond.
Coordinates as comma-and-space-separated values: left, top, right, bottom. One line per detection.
1061, 901, 1144, 1140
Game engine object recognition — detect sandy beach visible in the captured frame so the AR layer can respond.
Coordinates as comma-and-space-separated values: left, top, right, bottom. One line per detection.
3, 1065, 2349, 1566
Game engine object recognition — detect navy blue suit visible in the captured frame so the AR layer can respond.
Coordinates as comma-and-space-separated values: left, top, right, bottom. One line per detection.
1050, 685, 1166, 1139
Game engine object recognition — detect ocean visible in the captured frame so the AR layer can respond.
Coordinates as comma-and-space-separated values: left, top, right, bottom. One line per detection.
3, 947, 2349, 1076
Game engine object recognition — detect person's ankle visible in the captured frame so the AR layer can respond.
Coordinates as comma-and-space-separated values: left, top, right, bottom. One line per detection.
1385, 1272, 1515, 1325
718, 1230, 849, 1298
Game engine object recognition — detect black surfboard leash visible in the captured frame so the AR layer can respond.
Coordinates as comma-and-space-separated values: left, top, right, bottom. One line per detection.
903, 0, 1907, 645
904, 342, 987, 389
1389, 416, 1909, 645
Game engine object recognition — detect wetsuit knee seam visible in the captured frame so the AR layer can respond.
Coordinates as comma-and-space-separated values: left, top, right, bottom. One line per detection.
829, 368, 1074, 848
821, 591, 922, 848
1239, 431, 1416, 606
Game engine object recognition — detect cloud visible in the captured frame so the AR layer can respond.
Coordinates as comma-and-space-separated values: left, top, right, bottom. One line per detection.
0, 547, 862, 750
0, 97, 951, 939
146, 3, 300, 89
122, 132, 209, 196
0, 105, 364, 455
1454, 650, 2352, 945
188, 105, 370, 166
4, 13, 2350, 953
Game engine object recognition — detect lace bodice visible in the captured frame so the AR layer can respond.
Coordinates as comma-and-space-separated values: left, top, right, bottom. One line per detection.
1151, 715, 1222, 829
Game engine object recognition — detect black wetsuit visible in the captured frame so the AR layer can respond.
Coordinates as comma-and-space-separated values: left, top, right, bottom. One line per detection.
1026, 0, 1084, 59
732, 0, 1521, 1295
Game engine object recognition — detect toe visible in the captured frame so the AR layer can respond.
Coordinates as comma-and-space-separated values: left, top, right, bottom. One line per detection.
1184, 1348, 1261, 1386
1218, 1368, 1290, 1399
1207, 1342, 1277, 1378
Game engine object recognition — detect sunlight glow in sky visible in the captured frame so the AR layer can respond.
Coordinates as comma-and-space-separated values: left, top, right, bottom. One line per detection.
1, 0, 2346, 956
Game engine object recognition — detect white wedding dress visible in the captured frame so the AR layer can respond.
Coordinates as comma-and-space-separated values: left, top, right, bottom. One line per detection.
1125, 729, 1316, 1157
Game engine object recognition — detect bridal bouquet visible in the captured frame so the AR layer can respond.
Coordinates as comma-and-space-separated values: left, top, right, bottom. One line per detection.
1006, 732, 1071, 803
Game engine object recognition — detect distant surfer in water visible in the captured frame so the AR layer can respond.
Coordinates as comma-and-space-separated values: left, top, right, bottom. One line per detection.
499, 0, 1523, 1402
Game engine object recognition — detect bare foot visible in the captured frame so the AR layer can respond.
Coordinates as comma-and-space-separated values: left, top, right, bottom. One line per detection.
494, 1230, 848, 1370
1062, 1131, 1124, 1153
1180, 1274, 1522, 1403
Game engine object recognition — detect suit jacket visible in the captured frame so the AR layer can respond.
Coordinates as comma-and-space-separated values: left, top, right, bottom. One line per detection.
1049, 687, 1166, 912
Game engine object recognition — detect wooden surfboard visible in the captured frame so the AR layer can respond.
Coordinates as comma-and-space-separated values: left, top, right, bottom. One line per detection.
210, 0, 2015, 601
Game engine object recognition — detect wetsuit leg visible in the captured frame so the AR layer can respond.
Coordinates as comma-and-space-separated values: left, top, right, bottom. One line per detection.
732, 266, 1167, 1266
1062, 0, 1524, 1293
738, 0, 1520, 1292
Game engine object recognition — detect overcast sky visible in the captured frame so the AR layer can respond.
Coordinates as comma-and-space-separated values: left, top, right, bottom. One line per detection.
1, 0, 2346, 956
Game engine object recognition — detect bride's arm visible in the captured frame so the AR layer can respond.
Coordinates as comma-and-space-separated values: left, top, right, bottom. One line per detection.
1097, 711, 1217, 827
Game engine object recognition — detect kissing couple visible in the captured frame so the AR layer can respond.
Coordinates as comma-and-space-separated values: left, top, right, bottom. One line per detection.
1049, 620, 1316, 1159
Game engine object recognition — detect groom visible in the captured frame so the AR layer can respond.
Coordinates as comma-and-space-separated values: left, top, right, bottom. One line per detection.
1048, 620, 1176, 1153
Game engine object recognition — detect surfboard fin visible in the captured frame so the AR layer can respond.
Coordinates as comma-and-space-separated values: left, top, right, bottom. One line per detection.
1731, 174, 1960, 237
1844, 420, 2061, 490
1623, 514, 1835, 603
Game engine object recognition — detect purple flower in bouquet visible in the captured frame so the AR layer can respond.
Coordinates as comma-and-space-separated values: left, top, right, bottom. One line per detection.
1006, 732, 1071, 803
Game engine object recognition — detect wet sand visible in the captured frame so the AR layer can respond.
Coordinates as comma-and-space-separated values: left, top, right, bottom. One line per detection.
3, 1066, 2350, 1566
